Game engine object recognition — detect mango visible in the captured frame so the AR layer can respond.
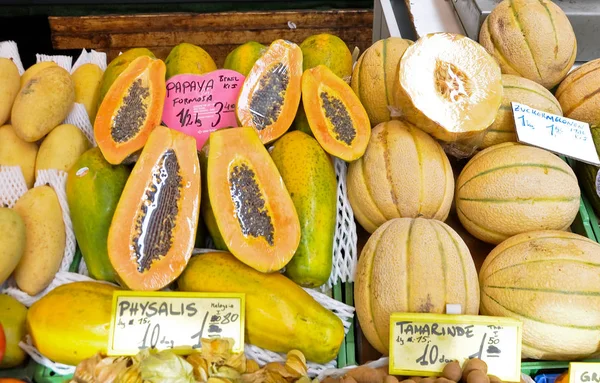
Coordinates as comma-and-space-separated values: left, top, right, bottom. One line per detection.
13, 186, 65, 296
0, 295, 27, 368
71, 63, 103, 122
27, 282, 119, 366
0, 208, 25, 285
0, 125, 38, 188
11, 66, 75, 143
36, 124, 90, 173
178, 252, 345, 364
0, 58, 20, 126
20, 61, 57, 89
165, 42, 217, 79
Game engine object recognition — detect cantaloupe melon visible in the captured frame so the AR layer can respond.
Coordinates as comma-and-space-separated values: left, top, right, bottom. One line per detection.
355, 217, 480, 355
480, 230, 600, 360
392, 33, 502, 142
456, 142, 580, 245
479, 0, 577, 90
555, 58, 600, 127
481, 74, 562, 148
351, 38, 413, 127
347, 120, 454, 233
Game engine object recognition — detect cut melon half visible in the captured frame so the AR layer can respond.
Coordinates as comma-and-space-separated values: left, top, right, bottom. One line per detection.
392, 33, 502, 142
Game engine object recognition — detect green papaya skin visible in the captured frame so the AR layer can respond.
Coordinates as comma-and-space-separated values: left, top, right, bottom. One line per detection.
270, 131, 337, 287
97, 48, 155, 107
223, 41, 266, 77
66, 147, 130, 282
165, 43, 217, 80
199, 141, 228, 250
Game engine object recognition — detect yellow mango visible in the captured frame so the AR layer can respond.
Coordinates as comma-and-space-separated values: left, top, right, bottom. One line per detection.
0, 124, 38, 188
27, 281, 119, 366
0, 294, 28, 368
178, 252, 345, 364
71, 63, 104, 122
20, 61, 57, 89
0, 208, 25, 285
0, 58, 20, 126
11, 66, 75, 142
13, 186, 65, 295
36, 124, 90, 172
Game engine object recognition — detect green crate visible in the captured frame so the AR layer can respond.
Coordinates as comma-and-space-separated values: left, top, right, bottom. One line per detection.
521, 359, 600, 377
333, 282, 357, 368
566, 158, 600, 242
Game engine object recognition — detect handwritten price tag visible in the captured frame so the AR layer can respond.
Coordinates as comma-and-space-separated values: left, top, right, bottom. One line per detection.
389, 313, 522, 382
162, 70, 245, 150
570, 362, 600, 383
107, 291, 245, 356
512, 102, 600, 165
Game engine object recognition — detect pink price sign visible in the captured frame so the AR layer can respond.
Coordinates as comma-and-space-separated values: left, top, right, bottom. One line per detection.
162, 69, 245, 150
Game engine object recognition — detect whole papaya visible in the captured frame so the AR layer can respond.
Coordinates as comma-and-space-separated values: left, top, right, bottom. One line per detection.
271, 131, 337, 287
178, 252, 345, 364
27, 281, 119, 366
66, 147, 130, 282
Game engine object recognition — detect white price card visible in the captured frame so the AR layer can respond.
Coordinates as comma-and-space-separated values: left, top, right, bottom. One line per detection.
107, 291, 245, 356
512, 102, 600, 165
389, 313, 522, 382
569, 362, 600, 383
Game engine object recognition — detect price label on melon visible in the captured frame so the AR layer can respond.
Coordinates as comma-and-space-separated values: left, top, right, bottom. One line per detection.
569, 362, 600, 383
162, 69, 245, 150
107, 291, 245, 356
512, 102, 600, 165
389, 313, 522, 382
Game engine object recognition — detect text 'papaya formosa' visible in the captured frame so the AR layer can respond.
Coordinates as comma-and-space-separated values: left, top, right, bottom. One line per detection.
94, 56, 166, 165
302, 65, 371, 161
108, 126, 200, 291
236, 39, 303, 144
205, 127, 300, 273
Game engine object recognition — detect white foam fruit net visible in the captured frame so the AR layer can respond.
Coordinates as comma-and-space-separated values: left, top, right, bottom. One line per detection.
0, 43, 359, 377
325, 157, 358, 289
0, 47, 104, 303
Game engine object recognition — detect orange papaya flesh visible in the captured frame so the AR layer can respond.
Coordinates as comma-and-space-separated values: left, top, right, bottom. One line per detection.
94, 55, 166, 165
207, 127, 300, 273
302, 65, 371, 161
107, 125, 200, 291
236, 39, 302, 144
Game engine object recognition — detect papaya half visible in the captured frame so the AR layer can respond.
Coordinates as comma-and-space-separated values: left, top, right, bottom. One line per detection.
178, 251, 345, 364
108, 125, 200, 291
199, 143, 228, 251
98, 48, 155, 106
302, 65, 371, 161
66, 147, 131, 282
27, 282, 119, 366
270, 131, 337, 287
94, 55, 166, 165
236, 39, 303, 144
205, 127, 300, 273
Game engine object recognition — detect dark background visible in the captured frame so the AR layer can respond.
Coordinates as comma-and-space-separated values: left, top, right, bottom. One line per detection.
0, 1, 372, 68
